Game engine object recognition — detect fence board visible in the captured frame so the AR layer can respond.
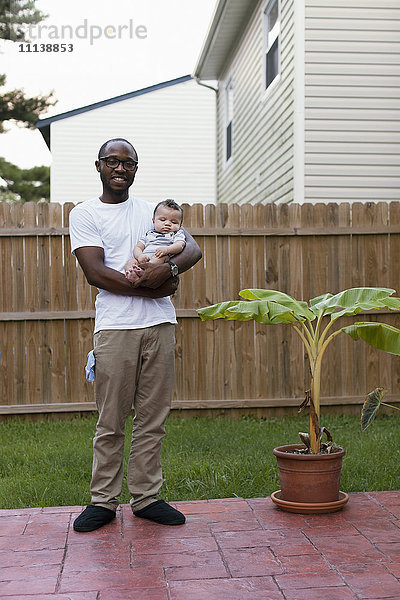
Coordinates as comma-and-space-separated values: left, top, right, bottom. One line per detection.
229, 204, 242, 401
63, 203, 82, 405
242, 204, 256, 400
351, 204, 368, 394
190, 204, 206, 402
0, 201, 399, 415
180, 204, 195, 404
204, 204, 220, 401
254, 204, 268, 400
288, 205, 304, 400
0, 204, 12, 313
337, 204, 352, 399
263, 204, 280, 398
24, 204, 40, 405
9, 204, 23, 405
50, 205, 66, 405
37, 202, 52, 404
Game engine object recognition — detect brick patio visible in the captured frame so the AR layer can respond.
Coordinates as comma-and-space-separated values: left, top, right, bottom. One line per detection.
1, 492, 400, 599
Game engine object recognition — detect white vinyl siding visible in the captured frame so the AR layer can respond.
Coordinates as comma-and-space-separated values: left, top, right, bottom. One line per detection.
304, 0, 400, 202
50, 79, 216, 206
216, 0, 294, 205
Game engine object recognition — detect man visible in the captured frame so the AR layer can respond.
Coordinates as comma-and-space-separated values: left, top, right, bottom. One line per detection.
69, 138, 202, 532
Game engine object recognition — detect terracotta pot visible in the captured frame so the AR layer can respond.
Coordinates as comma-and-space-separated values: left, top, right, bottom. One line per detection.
273, 443, 346, 504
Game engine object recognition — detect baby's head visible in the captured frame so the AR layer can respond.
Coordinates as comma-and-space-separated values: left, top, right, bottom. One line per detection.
153, 199, 183, 234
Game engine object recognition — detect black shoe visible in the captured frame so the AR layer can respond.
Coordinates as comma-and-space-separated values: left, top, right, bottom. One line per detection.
133, 500, 185, 525
73, 504, 116, 532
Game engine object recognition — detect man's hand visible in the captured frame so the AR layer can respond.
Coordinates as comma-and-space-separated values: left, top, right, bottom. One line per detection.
74, 246, 176, 298
132, 261, 171, 289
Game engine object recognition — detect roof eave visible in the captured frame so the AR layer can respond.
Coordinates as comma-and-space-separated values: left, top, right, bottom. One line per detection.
193, 0, 259, 80
193, 0, 228, 80
35, 74, 193, 139
37, 123, 50, 149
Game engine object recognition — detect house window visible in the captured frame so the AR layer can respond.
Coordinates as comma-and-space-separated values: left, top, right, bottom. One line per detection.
264, 0, 280, 90
225, 79, 233, 162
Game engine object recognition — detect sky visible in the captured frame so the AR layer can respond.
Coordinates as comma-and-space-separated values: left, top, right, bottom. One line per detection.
0, 0, 217, 168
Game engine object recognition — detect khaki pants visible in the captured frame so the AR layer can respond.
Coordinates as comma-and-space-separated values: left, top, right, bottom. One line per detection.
90, 324, 175, 512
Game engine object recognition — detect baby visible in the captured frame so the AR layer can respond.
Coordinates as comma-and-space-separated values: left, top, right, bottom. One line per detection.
125, 199, 186, 282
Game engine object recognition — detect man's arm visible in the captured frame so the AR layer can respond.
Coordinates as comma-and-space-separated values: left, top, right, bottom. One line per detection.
173, 228, 202, 273
133, 228, 202, 289
74, 246, 178, 297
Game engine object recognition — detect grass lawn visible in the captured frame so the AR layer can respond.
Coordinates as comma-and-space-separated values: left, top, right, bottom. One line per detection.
0, 413, 399, 509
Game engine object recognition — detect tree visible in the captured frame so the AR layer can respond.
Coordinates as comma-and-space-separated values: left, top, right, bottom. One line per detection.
0, 0, 56, 131
0, 74, 56, 132
0, 0, 46, 41
0, 156, 49, 202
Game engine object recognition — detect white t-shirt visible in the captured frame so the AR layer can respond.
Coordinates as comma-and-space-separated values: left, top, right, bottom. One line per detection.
69, 196, 177, 333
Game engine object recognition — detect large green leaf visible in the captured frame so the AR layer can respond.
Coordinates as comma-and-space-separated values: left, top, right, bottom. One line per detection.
383, 297, 400, 310
239, 289, 315, 320
342, 322, 400, 355
330, 304, 376, 322
361, 388, 387, 431
197, 299, 302, 324
312, 287, 400, 319
197, 301, 241, 321
310, 293, 333, 309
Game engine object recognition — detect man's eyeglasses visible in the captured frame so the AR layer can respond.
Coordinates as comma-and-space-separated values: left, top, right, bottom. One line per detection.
99, 156, 138, 171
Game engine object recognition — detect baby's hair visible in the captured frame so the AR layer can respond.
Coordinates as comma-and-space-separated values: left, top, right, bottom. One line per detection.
153, 199, 183, 223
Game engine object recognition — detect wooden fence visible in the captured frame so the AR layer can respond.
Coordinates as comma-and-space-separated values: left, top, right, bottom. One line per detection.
1, 201, 400, 416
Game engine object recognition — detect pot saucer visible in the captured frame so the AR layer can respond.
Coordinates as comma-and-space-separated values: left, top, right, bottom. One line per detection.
271, 490, 349, 514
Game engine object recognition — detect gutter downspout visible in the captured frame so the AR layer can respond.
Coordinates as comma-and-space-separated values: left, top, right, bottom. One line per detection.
194, 77, 218, 205
194, 77, 218, 93
293, 0, 305, 204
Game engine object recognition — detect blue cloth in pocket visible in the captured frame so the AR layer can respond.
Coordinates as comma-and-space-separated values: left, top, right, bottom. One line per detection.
85, 349, 95, 382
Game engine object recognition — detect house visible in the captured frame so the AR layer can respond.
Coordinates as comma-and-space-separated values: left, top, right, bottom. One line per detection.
37, 75, 216, 205
193, 0, 400, 205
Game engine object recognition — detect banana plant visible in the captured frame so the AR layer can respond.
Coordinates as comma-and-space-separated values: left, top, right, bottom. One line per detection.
197, 287, 400, 454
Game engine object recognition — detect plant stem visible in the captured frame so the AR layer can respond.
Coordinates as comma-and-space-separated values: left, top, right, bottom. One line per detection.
314, 311, 324, 345
317, 316, 336, 352
381, 402, 400, 411
310, 378, 320, 453
309, 329, 342, 454
309, 344, 321, 453
292, 322, 312, 355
